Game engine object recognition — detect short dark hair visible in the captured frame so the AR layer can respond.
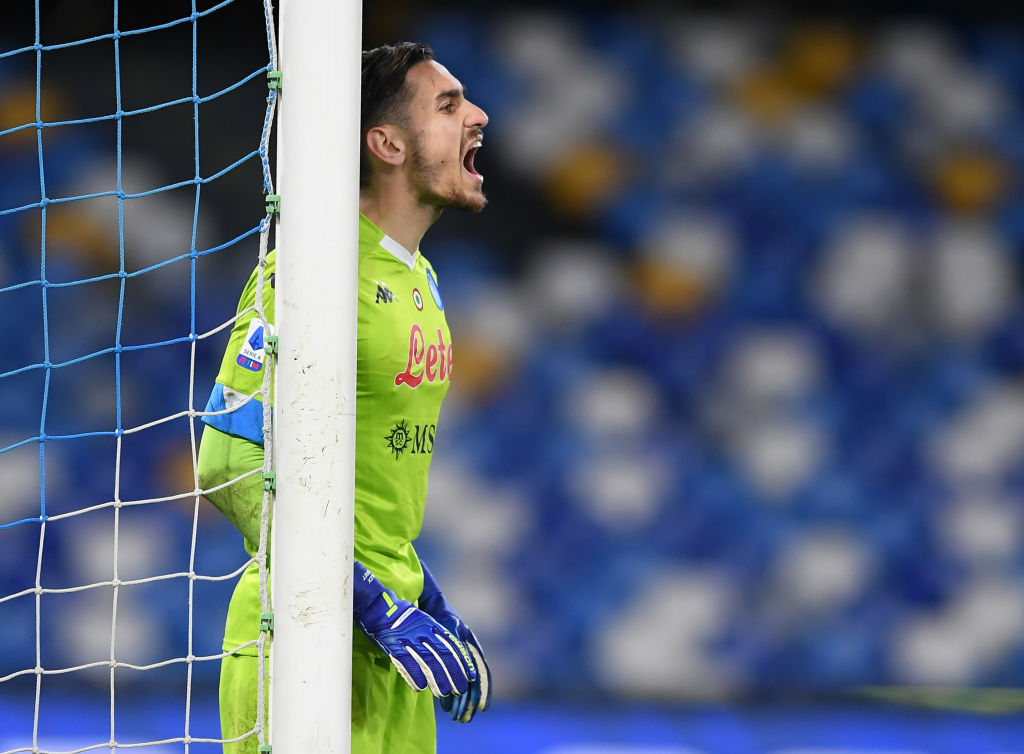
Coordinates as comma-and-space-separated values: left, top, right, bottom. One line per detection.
360, 42, 434, 187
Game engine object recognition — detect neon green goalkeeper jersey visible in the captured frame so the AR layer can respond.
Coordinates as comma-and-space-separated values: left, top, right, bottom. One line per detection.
203, 212, 453, 654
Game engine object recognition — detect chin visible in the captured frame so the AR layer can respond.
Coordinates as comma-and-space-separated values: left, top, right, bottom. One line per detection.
460, 193, 488, 213
459, 181, 489, 211
418, 172, 488, 213
436, 187, 487, 213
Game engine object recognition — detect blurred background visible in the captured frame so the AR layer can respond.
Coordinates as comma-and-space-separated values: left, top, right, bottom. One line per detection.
3, 0, 1024, 751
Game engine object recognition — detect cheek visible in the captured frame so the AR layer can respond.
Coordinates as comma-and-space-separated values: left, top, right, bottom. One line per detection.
422, 134, 454, 166
416, 127, 460, 172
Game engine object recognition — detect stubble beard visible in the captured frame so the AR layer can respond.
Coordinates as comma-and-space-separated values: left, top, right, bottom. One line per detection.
409, 137, 487, 214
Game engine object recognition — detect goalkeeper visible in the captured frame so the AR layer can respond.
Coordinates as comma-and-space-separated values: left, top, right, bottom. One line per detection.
197, 42, 492, 753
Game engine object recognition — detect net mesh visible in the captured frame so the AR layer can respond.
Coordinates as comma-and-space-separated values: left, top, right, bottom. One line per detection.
0, 1, 277, 750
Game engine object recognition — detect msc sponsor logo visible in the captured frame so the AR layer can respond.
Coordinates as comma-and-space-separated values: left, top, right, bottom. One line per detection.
394, 324, 452, 388
385, 419, 436, 459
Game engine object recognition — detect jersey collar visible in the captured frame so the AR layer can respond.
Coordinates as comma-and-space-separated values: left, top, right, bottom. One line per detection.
378, 234, 418, 272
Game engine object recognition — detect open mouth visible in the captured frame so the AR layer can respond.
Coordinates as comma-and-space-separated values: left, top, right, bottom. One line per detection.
463, 140, 483, 183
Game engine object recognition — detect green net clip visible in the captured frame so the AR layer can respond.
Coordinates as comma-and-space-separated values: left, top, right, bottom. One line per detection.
262, 471, 276, 491
258, 745, 272, 754
267, 70, 282, 91
265, 194, 281, 215
264, 335, 278, 356
260, 612, 275, 633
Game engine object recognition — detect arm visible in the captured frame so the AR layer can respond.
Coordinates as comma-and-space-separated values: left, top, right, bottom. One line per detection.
197, 254, 277, 548
419, 559, 492, 722
196, 423, 266, 549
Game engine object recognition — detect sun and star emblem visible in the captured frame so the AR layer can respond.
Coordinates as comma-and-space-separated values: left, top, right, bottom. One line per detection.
385, 419, 411, 458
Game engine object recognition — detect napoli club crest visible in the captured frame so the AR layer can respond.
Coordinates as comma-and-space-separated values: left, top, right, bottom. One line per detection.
426, 268, 444, 311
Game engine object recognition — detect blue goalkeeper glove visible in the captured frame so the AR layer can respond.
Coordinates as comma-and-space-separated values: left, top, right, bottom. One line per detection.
353, 560, 477, 698
419, 560, 491, 722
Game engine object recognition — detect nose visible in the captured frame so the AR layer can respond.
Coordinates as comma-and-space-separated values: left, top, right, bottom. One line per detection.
467, 99, 488, 129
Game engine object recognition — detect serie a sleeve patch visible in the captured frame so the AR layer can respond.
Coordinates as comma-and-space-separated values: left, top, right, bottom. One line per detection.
236, 319, 274, 372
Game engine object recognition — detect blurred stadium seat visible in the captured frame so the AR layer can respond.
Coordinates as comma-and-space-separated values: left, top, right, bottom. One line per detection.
3, 5, 1024, 706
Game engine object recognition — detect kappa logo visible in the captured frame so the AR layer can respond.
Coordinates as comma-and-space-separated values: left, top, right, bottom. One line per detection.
375, 281, 396, 304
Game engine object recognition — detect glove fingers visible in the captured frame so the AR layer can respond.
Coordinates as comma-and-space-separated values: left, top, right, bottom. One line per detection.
439, 695, 454, 713
466, 681, 481, 721
444, 628, 478, 680
452, 688, 471, 722
432, 631, 474, 694
469, 644, 490, 711
409, 641, 452, 697
388, 652, 427, 693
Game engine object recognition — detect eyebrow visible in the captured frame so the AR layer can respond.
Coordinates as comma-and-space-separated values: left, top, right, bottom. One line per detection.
435, 86, 466, 102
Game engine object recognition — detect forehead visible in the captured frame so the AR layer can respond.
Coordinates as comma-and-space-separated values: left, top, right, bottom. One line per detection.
405, 60, 462, 105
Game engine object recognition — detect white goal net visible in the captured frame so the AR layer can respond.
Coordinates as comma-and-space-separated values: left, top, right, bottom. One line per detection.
0, 2, 277, 750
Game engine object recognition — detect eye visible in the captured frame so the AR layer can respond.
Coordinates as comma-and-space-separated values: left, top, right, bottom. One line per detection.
440, 101, 457, 113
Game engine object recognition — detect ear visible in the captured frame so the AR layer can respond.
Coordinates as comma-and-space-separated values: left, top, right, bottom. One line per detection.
365, 125, 406, 169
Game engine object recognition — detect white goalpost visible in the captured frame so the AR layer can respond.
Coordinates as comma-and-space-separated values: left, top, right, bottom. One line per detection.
270, 0, 362, 751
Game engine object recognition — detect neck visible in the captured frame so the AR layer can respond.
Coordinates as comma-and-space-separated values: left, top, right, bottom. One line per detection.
359, 181, 441, 254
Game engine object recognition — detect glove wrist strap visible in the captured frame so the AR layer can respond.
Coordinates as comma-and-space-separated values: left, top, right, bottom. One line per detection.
419, 558, 451, 616
353, 560, 387, 616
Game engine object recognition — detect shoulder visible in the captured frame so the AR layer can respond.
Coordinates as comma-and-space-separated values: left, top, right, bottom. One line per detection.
417, 251, 438, 278
233, 251, 277, 313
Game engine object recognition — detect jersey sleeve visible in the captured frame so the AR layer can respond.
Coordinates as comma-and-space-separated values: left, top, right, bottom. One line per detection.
201, 251, 276, 445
